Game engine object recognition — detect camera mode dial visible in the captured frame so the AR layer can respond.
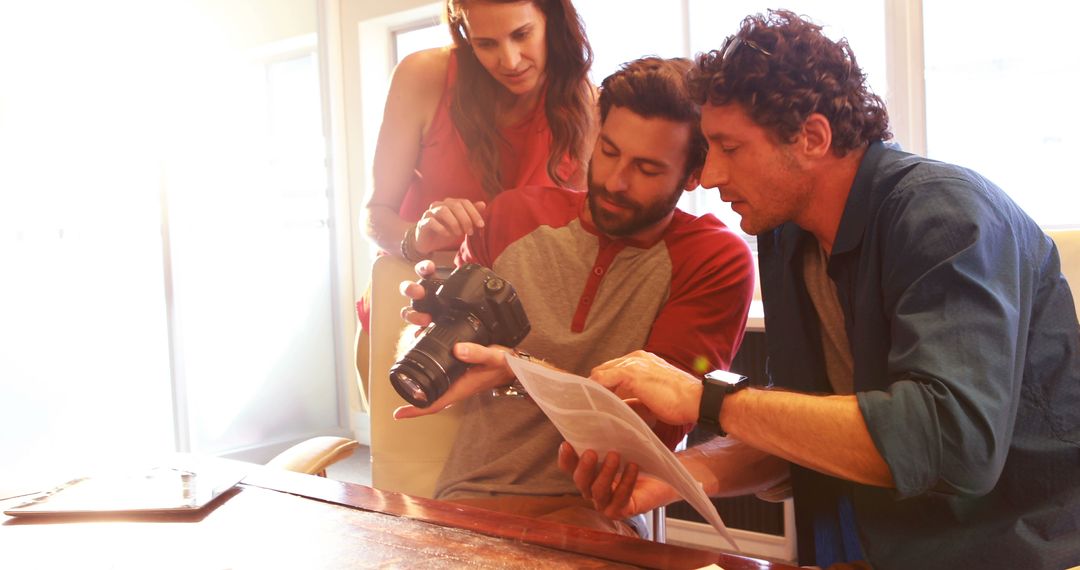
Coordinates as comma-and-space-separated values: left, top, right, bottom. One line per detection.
485, 277, 505, 293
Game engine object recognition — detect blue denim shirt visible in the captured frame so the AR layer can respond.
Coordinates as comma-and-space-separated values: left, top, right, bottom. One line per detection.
758, 142, 1080, 569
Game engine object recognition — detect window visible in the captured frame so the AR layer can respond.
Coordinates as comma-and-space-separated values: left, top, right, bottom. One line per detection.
0, 1, 350, 494
166, 41, 343, 456
394, 18, 450, 63
0, 1, 180, 487
575, 0, 688, 83
923, 1, 1080, 227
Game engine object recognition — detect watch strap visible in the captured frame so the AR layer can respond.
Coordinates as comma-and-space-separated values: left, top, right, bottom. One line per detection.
698, 379, 729, 436
698, 370, 749, 437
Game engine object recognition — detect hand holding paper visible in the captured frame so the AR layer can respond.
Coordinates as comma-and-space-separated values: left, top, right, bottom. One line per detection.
589, 350, 705, 426
507, 356, 738, 550
558, 442, 681, 518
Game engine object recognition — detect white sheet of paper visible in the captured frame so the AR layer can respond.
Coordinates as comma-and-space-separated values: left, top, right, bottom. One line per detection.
507, 356, 737, 550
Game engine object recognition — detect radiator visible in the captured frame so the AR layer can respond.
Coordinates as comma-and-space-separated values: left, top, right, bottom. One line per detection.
665, 331, 797, 562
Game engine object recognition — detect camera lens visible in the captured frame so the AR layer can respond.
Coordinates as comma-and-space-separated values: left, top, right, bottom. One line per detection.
391, 372, 428, 404
389, 312, 489, 407
388, 264, 531, 409
389, 346, 449, 408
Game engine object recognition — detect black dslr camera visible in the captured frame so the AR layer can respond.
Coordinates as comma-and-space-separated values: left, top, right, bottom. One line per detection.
390, 264, 531, 408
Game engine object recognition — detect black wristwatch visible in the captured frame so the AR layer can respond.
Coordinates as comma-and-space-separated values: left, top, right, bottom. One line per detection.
698, 369, 750, 437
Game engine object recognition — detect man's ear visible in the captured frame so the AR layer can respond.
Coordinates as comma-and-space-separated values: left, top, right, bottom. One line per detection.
682, 168, 702, 191
801, 113, 832, 159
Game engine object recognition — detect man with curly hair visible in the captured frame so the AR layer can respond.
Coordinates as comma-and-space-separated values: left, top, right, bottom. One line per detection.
560, 10, 1080, 569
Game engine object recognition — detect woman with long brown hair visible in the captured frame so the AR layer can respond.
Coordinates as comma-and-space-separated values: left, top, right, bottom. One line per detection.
356, 0, 595, 390
364, 0, 595, 265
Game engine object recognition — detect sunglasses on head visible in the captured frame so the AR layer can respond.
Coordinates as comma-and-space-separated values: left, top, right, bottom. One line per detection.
719, 34, 773, 68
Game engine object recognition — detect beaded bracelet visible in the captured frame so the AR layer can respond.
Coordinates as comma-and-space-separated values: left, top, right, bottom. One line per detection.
399, 224, 423, 263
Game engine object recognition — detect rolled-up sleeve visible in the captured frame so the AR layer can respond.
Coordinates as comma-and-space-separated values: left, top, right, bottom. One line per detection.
858, 174, 1028, 499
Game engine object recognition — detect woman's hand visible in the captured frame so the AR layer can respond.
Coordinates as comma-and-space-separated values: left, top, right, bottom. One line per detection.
589, 350, 703, 426
557, 443, 679, 519
392, 342, 515, 419
413, 198, 486, 257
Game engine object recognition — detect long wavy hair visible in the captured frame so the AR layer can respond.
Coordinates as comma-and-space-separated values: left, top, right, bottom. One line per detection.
688, 9, 891, 156
446, 0, 593, 196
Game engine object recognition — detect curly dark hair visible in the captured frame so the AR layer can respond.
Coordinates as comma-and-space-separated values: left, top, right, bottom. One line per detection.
598, 57, 706, 177
689, 9, 891, 156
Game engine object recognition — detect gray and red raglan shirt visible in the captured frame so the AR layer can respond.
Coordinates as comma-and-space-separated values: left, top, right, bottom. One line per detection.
435, 185, 755, 500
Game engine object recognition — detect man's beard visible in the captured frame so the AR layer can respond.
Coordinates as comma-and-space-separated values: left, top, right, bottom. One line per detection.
586, 169, 686, 238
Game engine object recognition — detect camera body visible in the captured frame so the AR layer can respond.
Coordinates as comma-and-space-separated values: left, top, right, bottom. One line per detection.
389, 263, 530, 408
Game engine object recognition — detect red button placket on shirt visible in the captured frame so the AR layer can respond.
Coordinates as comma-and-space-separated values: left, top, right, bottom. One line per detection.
571, 239, 627, 332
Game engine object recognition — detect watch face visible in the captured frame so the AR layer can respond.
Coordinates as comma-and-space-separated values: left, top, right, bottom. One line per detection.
704, 369, 748, 386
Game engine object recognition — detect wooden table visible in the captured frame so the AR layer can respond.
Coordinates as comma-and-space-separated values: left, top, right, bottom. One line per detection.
0, 462, 795, 569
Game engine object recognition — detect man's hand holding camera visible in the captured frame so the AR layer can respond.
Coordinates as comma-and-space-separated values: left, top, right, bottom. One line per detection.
393, 260, 529, 419
392, 341, 516, 419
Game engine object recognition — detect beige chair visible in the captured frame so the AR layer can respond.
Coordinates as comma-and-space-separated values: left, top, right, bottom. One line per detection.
367, 255, 463, 498
265, 436, 360, 477
1047, 228, 1080, 320
354, 252, 454, 414
354, 327, 371, 413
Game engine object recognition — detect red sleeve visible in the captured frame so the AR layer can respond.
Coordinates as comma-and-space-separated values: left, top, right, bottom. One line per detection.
455, 195, 504, 268
456, 185, 583, 268
646, 215, 756, 448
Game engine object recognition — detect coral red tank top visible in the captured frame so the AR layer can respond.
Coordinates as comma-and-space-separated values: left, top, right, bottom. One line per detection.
396, 49, 582, 221
359, 50, 583, 330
